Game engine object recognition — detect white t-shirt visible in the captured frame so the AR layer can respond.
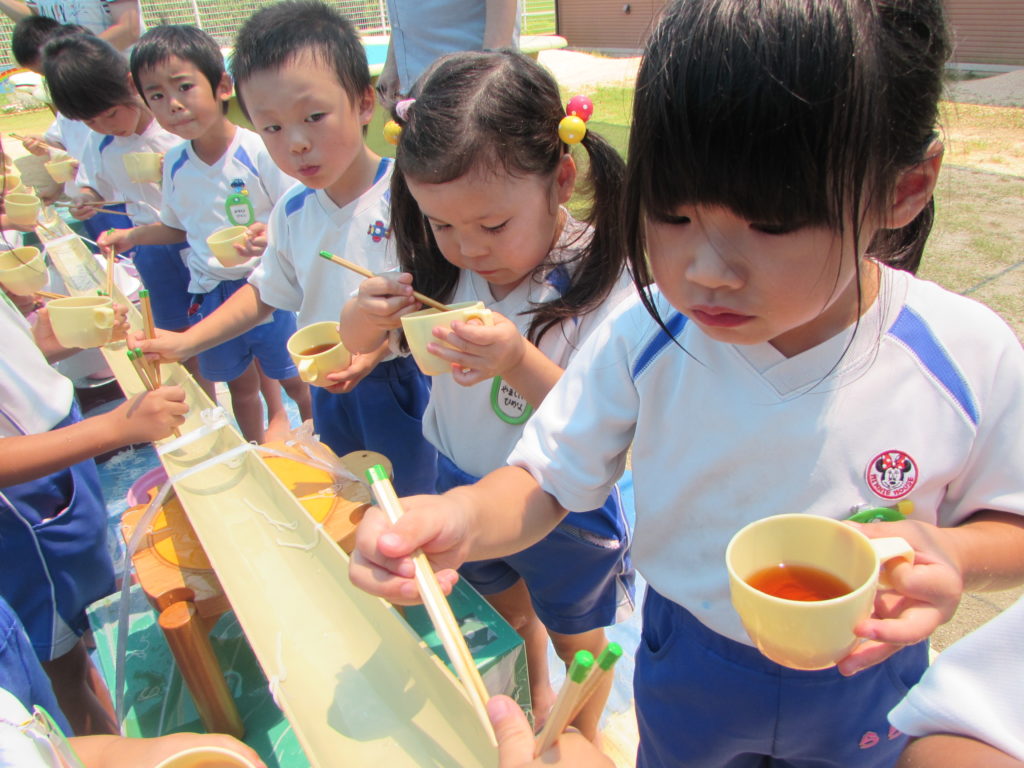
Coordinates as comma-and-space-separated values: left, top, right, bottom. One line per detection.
889, 596, 1024, 760
75, 117, 182, 226
422, 214, 635, 478
0, 687, 63, 768
249, 158, 396, 327
509, 264, 1024, 646
160, 127, 295, 294
42, 114, 93, 162
0, 294, 73, 438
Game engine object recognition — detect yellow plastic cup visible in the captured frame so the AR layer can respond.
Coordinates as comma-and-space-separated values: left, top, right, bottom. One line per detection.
4, 192, 40, 226
123, 151, 163, 183
44, 158, 76, 183
206, 225, 249, 267
152, 745, 260, 768
0, 246, 47, 296
46, 295, 116, 348
400, 300, 493, 376
726, 514, 914, 670
287, 321, 352, 387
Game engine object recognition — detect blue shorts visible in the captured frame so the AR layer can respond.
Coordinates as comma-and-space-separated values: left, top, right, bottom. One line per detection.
189, 278, 298, 382
0, 597, 72, 736
634, 587, 929, 768
131, 242, 192, 330
436, 454, 634, 635
309, 356, 437, 497
0, 407, 116, 663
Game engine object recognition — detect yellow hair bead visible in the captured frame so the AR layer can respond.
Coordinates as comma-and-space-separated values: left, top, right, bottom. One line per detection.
383, 119, 403, 146
558, 115, 587, 144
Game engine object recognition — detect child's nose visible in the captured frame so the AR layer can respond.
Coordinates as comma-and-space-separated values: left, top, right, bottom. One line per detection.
685, 238, 742, 290
458, 234, 488, 259
287, 127, 311, 154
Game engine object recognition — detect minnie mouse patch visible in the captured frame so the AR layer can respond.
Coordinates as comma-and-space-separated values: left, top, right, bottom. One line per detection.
866, 450, 918, 500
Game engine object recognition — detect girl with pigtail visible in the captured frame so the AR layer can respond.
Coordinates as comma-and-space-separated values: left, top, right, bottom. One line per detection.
341, 49, 635, 737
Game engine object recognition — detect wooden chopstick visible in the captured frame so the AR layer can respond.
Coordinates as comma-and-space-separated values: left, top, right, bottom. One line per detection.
318, 249, 449, 312
35, 290, 68, 300
138, 289, 160, 386
128, 348, 179, 437
534, 650, 594, 756
363, 465, 497, 746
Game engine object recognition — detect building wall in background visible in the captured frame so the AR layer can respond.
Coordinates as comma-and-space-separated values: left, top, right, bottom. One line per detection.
555, 0, 661, 52
945, 0, 1024, 69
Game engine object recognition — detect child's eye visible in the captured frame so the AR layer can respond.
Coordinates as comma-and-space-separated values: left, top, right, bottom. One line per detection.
483, 220, 509, 234
179, 83, 194, 92
261, 124, 281, 134
305, 113, 326, 123
657, 213, 690, 226
148, 92, 163, 102
752, 222, 802, 235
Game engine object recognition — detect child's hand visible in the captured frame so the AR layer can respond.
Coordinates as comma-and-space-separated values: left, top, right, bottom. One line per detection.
235, 221, 268, 260
321, 348, 383, 394
104, 386, 188, 445
128, 327, 195, 364
98, 227, 134, 254
489, 695, 613, 767
354, 272, 420, 331
838, 519, 964, 676
69, 192, 103, 221
110, 302, 130, 342
21, 135, 51, 157
349, 492, 469, 605
429, 312, 525, 386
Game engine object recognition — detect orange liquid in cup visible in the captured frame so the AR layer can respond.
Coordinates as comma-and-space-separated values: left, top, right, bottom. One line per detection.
746, 563, 852, 601
301, 343, 339, 356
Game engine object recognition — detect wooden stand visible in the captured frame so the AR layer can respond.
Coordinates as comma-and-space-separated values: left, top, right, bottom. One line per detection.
121, 443, 390, 738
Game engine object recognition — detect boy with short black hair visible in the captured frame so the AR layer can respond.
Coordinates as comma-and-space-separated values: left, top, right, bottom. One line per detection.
10, 14, 59, 70
99, 24, 311, 443
135, 0, 437, 495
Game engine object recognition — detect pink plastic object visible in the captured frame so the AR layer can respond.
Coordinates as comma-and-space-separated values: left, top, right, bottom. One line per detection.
126, 465, 169, 506
566, 95, 594, 122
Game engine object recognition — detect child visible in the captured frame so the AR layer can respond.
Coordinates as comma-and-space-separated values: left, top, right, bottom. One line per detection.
350, 1, 1024, 765
42, 33, 193, 335
341, 50, 635, 737
0, 288, 186, 736
95, 25, 311, 444
0, 595, 265, 767
890, 594, 1024, 767
133, 0, 437, 496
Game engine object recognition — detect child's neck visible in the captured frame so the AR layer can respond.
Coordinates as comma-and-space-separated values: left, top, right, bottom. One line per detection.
133, 108, 153, 135
323, 144, 382, 208
190, 117, 238, 166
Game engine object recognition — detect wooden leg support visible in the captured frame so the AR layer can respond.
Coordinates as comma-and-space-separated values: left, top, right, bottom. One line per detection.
158, 600, 245, 739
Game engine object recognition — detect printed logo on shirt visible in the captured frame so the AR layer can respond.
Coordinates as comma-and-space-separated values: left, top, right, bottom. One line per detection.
491, 377, 533, 425
367, 220, 390, 242
225, 178, 255, 226
866, 449, 918, 500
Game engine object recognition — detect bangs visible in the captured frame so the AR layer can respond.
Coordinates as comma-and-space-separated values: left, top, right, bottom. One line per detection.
632, 0, 875, 228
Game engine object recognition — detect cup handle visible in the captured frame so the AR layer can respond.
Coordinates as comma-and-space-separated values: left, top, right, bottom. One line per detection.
298, 358, 318, 383
869, 536, 915, 588
94, 308, 115, 329
463, 308, 493, 326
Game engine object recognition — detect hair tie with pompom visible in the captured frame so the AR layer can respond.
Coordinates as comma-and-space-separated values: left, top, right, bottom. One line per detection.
395, 98, 416, 122
383, 120, 402, 145
559, 95, 594, 144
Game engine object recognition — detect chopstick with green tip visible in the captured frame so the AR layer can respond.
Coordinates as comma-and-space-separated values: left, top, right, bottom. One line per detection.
363, 464, 496, 745
534, 650, 595, 757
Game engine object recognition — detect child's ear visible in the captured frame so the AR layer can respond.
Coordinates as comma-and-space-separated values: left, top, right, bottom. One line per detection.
217, 72, 234, 102
554, 153, 577, 206
357, 85, 376, 127
885, 139, 943, 229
